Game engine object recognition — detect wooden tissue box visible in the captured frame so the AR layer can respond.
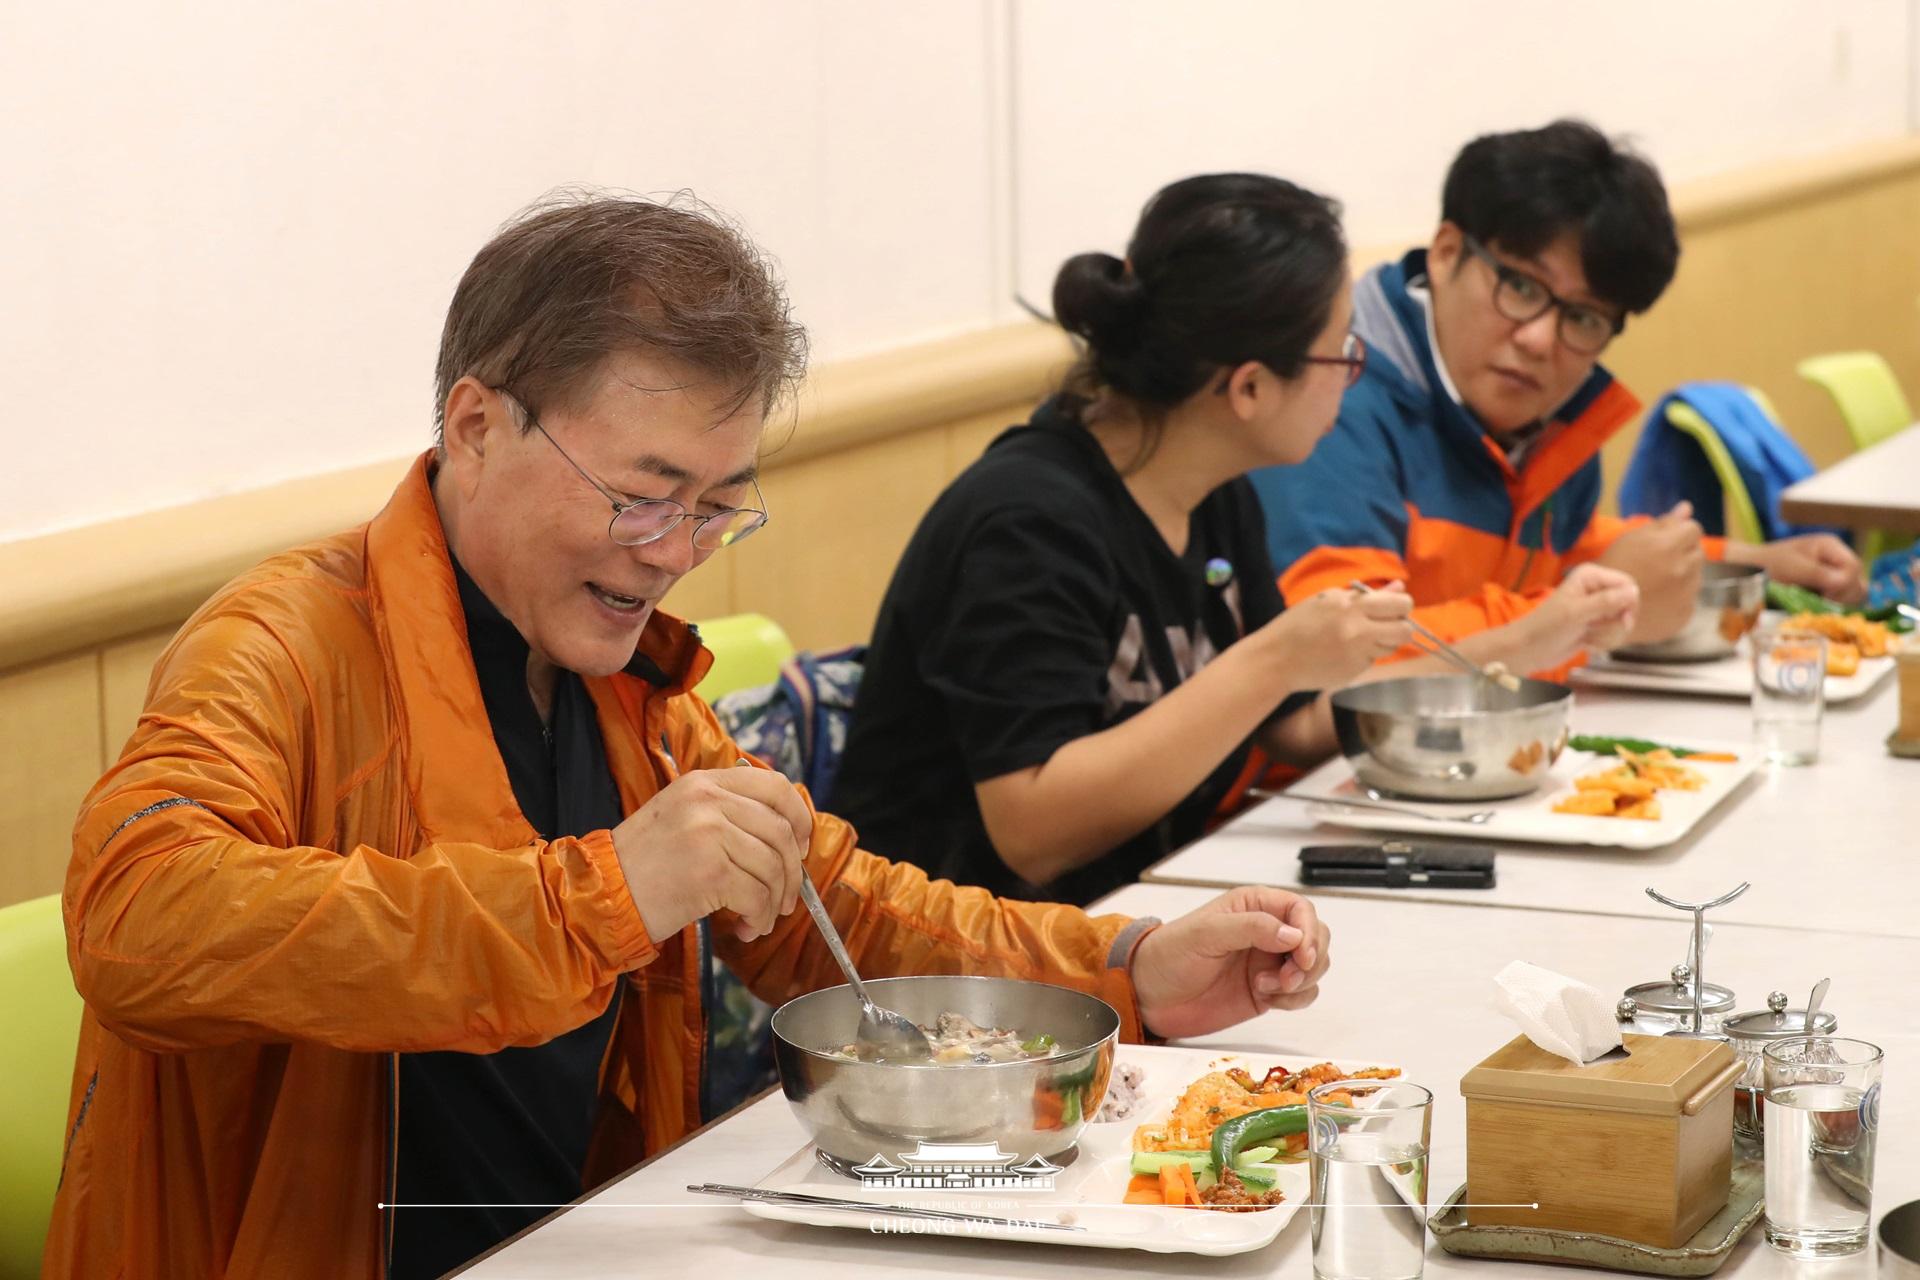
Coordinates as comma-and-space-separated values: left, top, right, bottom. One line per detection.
1461, 1033, 1742, 1248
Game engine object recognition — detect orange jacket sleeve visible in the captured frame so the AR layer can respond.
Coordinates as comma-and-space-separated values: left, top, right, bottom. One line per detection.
65, 613, 657, 1056
670, 696, 1155, 1043
1280, 544, 1549, 652
1563, 513, 1727, 566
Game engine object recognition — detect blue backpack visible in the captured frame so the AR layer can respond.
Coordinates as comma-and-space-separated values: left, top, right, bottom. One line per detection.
696, 645, 866, 1120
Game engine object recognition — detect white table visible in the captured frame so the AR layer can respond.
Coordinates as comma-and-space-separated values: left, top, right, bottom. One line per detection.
1144, 681, 1918, 938
1778, 424, 1920, 535
464, 885, 1917, 1278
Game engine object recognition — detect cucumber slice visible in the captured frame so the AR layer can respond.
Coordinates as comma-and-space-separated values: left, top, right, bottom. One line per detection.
1234, 1163, 1280, 1190
1128, 1151, 1212, 1176
1233, 1145, 1279, 1167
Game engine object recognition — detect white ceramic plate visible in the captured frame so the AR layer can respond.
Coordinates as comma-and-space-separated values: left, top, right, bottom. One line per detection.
1574, 649, 1893, 703
1293, 738, 1762, 851
743, 1045, 1392, 1256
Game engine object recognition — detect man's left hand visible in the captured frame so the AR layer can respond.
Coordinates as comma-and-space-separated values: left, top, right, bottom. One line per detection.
1736, 534, 1867, 604
1128, 886, 1330, 1040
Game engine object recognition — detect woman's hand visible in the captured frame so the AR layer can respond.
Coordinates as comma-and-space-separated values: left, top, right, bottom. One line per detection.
1257, 582, 1414, 690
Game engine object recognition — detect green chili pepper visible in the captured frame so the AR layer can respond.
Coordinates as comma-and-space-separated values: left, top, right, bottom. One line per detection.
1570, 735, 1704, 757
1767, 583, 1914, 632
1208, 1105, 1307, 1177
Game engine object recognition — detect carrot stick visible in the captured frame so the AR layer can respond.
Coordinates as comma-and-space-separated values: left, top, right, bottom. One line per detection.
1159, 1161, 1200, 1207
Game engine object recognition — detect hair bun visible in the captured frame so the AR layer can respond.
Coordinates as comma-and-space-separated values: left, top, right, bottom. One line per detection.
1051, 251, 1148, 355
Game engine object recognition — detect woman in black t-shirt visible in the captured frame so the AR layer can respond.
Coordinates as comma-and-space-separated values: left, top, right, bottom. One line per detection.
835, 174, 1415, 904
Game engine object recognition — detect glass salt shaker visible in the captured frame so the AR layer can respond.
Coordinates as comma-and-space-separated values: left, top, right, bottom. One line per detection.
1620, 963, 1736, 1035
1723, 990, 1839, 1145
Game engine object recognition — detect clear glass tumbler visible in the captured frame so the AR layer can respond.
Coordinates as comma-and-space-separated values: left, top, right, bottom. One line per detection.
1762, 1036, 1882, 1257
1751, 623, 1826, 765
1309, 1078, 1432, 1280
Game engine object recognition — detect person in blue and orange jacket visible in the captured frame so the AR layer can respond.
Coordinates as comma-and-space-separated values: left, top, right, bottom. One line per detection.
1252, 119, 1865, 676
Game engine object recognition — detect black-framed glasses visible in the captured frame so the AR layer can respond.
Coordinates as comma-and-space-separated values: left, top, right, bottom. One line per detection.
1462, 234, 1623, 356
497, 389, 769, 551
1300, 332, 1367, 387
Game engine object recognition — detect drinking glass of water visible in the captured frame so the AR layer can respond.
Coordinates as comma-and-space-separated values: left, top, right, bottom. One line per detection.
1751, 623, 1826, 765
1762, 1036, 1882, 1257
1309, 1079, 1432, 1280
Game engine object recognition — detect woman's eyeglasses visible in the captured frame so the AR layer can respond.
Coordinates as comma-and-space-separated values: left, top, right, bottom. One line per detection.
1300, 332, 1367, 387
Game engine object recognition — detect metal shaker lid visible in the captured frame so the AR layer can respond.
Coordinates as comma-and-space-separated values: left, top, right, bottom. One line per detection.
1723, 990, 1839, 1041
1622, 963, 1735, 1018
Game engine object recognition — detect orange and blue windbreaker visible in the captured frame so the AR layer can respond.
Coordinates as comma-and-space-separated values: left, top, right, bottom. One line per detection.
1251, 248, 1662, 661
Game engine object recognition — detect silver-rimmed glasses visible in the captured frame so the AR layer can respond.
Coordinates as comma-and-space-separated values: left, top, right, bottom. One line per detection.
501, 390, 770, 551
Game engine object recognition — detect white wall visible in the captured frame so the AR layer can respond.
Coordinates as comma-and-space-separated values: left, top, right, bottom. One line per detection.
1013, 0, 1916, 298
0, 1, 1004, 541
2, 0, 1914, 544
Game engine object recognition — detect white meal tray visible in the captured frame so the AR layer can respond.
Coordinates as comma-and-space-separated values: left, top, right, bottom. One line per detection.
1573, 648, 1893, 703
1292, 738, 1761, 851
745, 1045, 1387, 1256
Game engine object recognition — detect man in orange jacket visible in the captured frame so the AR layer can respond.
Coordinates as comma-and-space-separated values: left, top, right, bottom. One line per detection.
48, 195, 1333, 1280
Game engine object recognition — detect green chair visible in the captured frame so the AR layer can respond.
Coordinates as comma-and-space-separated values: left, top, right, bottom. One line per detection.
0, 894, 84, 1280
1797, 351, 1913, 452
1663, 401, 1765, 545
1796, 352, 1915, 563
693, 613, 796, 700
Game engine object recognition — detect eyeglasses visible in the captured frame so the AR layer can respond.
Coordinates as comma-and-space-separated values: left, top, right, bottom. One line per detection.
1461, 234, 1623, 356
498, 389, 770, 551
1300, 332, 1367, 387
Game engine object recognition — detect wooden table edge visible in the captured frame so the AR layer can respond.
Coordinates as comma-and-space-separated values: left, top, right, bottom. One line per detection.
1775, 492, 1920, 535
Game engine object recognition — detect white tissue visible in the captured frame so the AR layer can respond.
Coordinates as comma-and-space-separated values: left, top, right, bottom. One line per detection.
1493, 960, 1625, 1068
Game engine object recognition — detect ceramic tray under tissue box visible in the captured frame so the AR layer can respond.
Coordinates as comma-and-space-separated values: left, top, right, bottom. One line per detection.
1461, 1033, 1743, 1249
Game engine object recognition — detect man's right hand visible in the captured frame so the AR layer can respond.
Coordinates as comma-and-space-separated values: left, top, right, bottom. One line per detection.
612, 765, 814, 944
1595, 502, 1705, 643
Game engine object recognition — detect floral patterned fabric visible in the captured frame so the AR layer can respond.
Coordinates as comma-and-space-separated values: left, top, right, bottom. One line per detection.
700, 646, 866, 1119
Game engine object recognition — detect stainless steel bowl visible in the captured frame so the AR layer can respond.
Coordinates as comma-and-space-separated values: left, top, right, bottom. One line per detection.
771, 975, 1118, 1167
1611, 561, 1766, 662
1882, 1199, 1920, 1278
1330, 675, 1573, 801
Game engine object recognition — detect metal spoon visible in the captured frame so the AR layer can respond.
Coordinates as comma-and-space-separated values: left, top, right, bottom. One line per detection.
1348, 580, 1522, 692
1250, 786, 1497, 825
735, 758, 931, 1063
1805, 977, 1832, 1061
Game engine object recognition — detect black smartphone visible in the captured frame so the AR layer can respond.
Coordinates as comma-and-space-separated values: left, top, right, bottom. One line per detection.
1298, 841, 1496, 889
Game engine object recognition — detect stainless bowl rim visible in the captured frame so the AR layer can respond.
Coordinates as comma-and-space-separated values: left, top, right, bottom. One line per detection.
770, 975, 1120, 1071
1329, 676, 1573, 720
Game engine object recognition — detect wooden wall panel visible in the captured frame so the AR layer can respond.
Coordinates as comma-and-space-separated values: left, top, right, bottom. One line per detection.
662, 552, 735, 630
945, 406, 1028, 478
100, 627, 178, 764
1602, 169, 1920, 513
729, 428, 953, 651
0, 655, 103, 907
